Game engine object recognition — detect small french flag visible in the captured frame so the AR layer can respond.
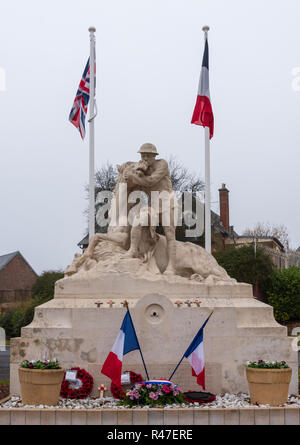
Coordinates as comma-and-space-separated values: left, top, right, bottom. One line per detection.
183, 313, 212, 389
101, 311, 140, 386
191, 36, 214, 139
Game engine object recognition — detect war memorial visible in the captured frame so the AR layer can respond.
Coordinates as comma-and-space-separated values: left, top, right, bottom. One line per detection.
6, 145, 298, 426
1, 23, 299, 426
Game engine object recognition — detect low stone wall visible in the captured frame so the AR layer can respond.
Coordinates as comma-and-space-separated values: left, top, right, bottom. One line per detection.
0, 406, 299, 425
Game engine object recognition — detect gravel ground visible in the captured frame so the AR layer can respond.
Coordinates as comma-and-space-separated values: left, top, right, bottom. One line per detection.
1, 393, 300, 410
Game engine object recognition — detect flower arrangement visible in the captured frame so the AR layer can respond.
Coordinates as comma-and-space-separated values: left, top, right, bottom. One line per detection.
60, 367, 94, 399
20, 359, 60, 370
119, 381, 186, 407
247, 360, 290, 369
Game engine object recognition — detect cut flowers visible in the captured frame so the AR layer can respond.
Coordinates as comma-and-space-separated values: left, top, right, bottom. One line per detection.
119, 381, 186, 407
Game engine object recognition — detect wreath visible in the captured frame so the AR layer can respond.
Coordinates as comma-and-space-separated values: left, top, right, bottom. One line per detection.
183, 391, 216, 404
60, 367, 94, 399
110, 371, 143, 400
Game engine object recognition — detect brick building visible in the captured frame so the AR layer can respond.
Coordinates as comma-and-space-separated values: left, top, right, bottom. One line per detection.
217, 184, 287, 269
0, 251, 38, 311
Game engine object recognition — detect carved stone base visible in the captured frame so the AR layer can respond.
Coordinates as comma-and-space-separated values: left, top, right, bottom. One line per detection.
10, 285, 298, 397
55, 272, 249, 300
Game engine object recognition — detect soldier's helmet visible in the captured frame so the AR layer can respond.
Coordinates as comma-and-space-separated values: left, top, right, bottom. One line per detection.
138, 143, 159, 156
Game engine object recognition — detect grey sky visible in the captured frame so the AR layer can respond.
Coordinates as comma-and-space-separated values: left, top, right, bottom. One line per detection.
0, 0, 299, 274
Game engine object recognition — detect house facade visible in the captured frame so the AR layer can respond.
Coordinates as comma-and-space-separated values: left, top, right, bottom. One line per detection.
0, 251, 38, 311
225, 235, 287, 269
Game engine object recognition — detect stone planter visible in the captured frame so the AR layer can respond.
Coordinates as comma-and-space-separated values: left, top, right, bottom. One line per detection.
18, 367, 65, 406
246, 367, 292, 406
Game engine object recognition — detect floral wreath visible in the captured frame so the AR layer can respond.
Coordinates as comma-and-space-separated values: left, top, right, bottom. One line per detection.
60, 367, 94, 399
110, 371, 143, 400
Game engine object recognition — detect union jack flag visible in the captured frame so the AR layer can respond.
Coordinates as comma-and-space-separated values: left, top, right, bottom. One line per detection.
69, 57, 95, 139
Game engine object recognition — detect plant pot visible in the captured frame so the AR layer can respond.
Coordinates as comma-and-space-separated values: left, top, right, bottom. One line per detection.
19, 367, 65, 406
246, 367, 292, 406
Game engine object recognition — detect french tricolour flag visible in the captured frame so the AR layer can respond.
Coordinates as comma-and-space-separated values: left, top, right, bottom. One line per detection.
183, 314, 212, 389
101, 311, 140, 386
191, 37, 214, 139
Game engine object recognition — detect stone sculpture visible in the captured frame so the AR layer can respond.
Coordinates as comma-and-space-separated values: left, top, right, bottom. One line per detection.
65, 143, 234, 284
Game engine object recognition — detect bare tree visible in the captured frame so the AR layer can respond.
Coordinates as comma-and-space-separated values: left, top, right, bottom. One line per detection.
94, 162, 118, 193
168, 155, 204, 195
84, 162, 117, 226
87, 156, 204, 197
243, 222, 289, 249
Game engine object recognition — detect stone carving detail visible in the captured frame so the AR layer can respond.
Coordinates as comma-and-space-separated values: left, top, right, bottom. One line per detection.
65, 144, 235, 285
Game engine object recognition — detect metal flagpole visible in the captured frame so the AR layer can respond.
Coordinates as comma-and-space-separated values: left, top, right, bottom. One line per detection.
205, 125, 211, 254
203, 26, 211, 254
88, 26, 96, 242
168, 311, 214, 381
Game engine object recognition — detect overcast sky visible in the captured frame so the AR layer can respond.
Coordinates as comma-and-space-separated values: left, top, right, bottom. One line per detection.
0, 0, 299, 274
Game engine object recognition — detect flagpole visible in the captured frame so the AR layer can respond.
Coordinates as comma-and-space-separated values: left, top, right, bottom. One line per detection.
168, 352, 186, 382
203, 26, 211, 254
124, 301, 150, 380
88, 26, 96, 242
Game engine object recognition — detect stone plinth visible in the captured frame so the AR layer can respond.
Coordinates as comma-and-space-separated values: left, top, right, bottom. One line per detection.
10, 281, 298, 396
1, 407, 300, 425
54, 272, 252, 299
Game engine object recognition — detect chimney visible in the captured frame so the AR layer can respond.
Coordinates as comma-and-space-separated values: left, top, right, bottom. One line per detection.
219, 183, 230, 232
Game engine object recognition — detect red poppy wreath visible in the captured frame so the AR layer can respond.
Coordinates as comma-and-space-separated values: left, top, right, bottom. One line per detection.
110, 371, 143, 400
60, 367, 94, 399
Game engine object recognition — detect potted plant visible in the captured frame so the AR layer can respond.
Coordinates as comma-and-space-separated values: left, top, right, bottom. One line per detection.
246, 360, 292, 406
19, 359, 64, 406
